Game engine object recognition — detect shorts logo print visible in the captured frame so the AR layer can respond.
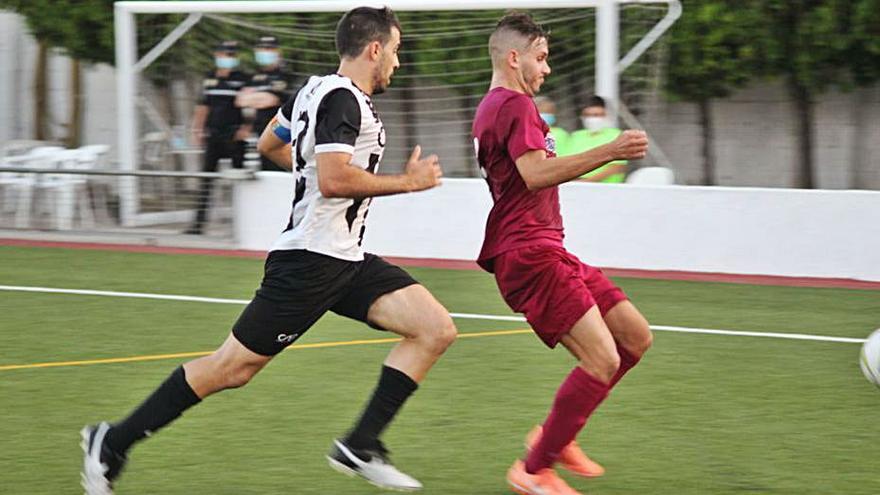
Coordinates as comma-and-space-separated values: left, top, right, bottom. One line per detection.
276, 333, 299, 343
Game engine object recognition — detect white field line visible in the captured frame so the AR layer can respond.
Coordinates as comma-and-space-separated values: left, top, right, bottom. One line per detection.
0, 285, 867, 344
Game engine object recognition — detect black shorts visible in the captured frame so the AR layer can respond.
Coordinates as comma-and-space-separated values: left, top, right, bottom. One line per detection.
232, 249, 418, 356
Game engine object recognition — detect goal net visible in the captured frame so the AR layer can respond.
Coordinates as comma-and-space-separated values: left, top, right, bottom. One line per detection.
115, 0, 680, 226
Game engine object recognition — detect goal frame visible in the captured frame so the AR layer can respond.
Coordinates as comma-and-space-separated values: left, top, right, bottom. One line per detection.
114, 0, 681, 226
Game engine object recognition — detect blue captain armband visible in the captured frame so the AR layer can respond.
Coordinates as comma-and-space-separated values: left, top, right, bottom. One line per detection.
270, 117, 291, 143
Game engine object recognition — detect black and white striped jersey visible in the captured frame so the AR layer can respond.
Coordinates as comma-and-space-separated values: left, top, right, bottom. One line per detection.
271, 74, 386, 261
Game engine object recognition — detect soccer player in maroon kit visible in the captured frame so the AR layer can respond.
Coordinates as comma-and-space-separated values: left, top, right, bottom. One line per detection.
473, 13, 653, 495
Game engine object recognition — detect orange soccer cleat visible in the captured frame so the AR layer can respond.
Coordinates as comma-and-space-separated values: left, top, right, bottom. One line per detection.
506, 459, 582, 495
526, 425, 605, 478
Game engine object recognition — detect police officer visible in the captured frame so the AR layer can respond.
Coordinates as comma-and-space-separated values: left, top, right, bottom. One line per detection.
237, 36, 293, 172
187, 40, 250, 235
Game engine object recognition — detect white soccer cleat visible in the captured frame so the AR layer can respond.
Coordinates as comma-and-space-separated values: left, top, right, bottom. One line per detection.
81, 422, 125, 495
327, 439, 423, 492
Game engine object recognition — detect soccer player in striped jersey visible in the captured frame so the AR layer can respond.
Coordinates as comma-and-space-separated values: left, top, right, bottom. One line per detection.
82, 7, 455, 494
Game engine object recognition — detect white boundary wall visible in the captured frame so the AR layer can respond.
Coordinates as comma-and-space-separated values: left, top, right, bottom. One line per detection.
235, 175, 880, 282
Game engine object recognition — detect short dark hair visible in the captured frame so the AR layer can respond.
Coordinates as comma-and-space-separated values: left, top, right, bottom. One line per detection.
335, 7, 401, 59
587, 95, 606, 108
493, 11, 548, 45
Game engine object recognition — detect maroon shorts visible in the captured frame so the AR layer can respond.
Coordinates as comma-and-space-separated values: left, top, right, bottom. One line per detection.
491, 245, 627, 348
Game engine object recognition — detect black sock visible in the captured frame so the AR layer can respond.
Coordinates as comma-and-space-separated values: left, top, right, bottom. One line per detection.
105, 366, 201, 454
345, 365, 418, 450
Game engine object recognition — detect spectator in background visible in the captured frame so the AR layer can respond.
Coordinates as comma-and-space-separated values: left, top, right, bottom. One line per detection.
567, 95, 628, 183
534, 96, 569, 156
237, 36, 293, 172
187, 40, 250, 235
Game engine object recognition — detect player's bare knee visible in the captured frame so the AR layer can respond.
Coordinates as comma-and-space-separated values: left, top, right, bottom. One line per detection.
208, 352, 260, 389
436, 317, 458, 352
603, 352, 622, 379
628, 322, 653, 356
581, 352, 620, 383
638, 326, 654, 354
422, 315, 457, 355
222, 364, 258, 389
616, 320, 653, 358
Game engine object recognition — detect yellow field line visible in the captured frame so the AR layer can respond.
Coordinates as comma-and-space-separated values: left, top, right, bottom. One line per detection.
0, 329, 532, 372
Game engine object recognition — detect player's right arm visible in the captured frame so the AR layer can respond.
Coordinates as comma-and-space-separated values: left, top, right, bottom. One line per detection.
257, 95, 295, 169
317, 145, 441, 198
515, 131, 647, 191
313, 88, 440, 198
257, 117, 293, 170
496, 96, 646, 190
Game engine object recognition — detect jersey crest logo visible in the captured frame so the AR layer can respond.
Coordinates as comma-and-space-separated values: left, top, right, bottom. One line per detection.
545, 133, 557, 154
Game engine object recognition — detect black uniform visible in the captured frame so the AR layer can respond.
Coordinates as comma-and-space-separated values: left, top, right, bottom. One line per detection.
244, 68, 293, 171
190, 69, 249, 233
199, 71, 249, 172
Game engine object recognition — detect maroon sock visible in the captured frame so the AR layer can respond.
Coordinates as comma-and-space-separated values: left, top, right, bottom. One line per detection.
525, 367, 610, 474
609, 342, 641, 389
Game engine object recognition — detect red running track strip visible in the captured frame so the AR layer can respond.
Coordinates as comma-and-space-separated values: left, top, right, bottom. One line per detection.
2, 238, 878, 291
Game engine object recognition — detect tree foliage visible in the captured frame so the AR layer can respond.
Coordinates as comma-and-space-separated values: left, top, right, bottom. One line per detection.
664, 1, 764, 184
1, 0, 115, 64
664, 0, 880, 187
756, 0, 878, 188
665, 1, 762, 102
849, 0, 880, 84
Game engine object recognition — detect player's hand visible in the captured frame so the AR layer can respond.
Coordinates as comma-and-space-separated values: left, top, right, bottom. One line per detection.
608, 130, 648, 160
405, 145, 442, 192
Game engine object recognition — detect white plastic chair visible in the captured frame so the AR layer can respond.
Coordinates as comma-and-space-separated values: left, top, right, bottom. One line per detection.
1, 144, 52, 217
13, 147, 97, 230
625, 166, 675, 185
75, 144, 113, 224
52, 148, 98, 229
10, 146, 65, 228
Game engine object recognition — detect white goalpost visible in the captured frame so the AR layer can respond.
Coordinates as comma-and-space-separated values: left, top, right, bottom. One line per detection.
114, 0, 681, 227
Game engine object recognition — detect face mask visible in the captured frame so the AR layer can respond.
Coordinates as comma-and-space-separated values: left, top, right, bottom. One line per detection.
582, 116, 606, 131
255, 51, 279, 66
215, 57, 239, 69
539, 113, 556, 126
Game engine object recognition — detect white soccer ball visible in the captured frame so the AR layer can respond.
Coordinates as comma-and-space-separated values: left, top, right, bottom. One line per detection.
860, 328, 880, 388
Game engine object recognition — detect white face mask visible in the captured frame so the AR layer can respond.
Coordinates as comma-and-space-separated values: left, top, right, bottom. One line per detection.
581, 116, 606, 131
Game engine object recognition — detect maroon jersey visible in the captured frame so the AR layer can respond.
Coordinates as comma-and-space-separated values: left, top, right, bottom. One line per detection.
473, 87, 564, 271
